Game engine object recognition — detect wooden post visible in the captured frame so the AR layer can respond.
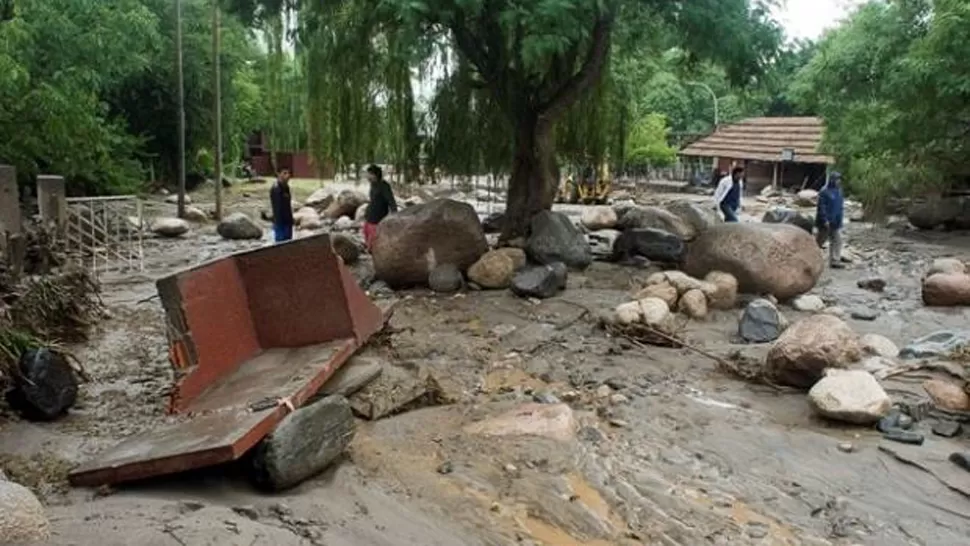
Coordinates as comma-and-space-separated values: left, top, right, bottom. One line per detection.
0, 164, 21, 248
772, 163, 779, 190
36, 175, 67, 234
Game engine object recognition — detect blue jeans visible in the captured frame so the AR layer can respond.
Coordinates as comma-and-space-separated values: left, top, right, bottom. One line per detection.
720, 202, 739, 223
273, 223, 293, 243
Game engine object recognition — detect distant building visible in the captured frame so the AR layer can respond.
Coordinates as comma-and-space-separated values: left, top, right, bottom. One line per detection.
679, 117, 835, 193
246, 131, 334, 179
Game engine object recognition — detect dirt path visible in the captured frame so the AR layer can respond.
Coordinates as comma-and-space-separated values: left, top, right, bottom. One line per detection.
3, 186, 970, 545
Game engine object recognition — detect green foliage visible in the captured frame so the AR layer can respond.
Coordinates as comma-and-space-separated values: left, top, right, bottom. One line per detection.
625, 113, 676, 166
791, 0, 970, 208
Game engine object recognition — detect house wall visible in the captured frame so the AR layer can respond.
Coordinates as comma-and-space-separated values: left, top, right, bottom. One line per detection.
709, 157, 828, 194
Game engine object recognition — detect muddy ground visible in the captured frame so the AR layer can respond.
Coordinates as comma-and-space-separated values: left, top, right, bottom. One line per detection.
2, 182, 970, 545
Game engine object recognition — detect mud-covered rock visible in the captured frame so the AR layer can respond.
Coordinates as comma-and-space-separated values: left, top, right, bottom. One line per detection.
738, 298, 785, 343
5, 348, 77, 421
633, 281, 678, 308
907, 197, 966, 230
152, 217, 190, 238
217, 213, 263, 240
928, 257, 966, 276
922, 273, 970, 306
766, 314, 862, 389
611, 228, 685, 264
331, 234, 361, 265
580, 206, 618, 231
704, 271, 739, 310
792, 294, 825, 312
614, 302, 642, 325
324, 189, 368, 219
677, 289, 708, 319
183, 206, 208, 223
0, 480, 50, 543
465, 403, 576, 441
638, 297, 670, 326
511, 263, 567, 299
665, 199, 719, 238
808, 369, 891, 425
429, 263, 464, 294
922, 379, 970, 411
860, 333, 899, 358
372, 199, 488, 288
467, 248, 524, 289
250, 396, 355, 492
761, 207, 814, 234
684, 223, 824, 300
526, 211, 592, 270
616, 206, 694, 240
482, 212, 505, 234
796, 189, 819, 207
305, 188, 335, 209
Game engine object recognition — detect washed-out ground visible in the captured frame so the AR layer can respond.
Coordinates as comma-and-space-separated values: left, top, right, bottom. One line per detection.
2, 179, 970, 545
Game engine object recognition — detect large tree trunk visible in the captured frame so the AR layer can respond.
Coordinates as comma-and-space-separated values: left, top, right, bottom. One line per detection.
501, 116, 559, 241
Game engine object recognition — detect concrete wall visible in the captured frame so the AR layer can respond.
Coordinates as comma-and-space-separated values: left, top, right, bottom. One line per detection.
0, 165, 20, 239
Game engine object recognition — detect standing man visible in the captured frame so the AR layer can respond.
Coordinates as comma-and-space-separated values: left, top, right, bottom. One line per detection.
362, 164, 397, 250
713, 165, 745, 222
815, 171, 845, 269
269, 168, 294, 243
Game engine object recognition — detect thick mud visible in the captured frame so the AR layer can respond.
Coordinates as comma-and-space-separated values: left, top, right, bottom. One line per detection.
2, 184, 970, 545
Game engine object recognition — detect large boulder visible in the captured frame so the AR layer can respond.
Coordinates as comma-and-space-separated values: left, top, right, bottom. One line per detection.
305, 188, 335, 209
324, 190, 368, 219
907, 197, 966, 230
580, 206, 618, 231
525, 211, 592, 270
684, 223, 824, 300
0, 480, 50, 543
922, 273, 970, 306
217, 212, 263, 240
928, 257, 966, 276
738, 298, 785, 343
795, 189, 819, 207
766, 314, 862, 389
511, 263, 568, 299
331, 234, 361, 265
151, 217, 190, 238
429, 263, 464, 293
482, 212, 505, 234
372, 199, 488, 288
616, 206, 694, 240
761, 207, 814, 234
611, 228, 685, 264
183, 206, 208, 223
665, 199, 719, 238
467, 248, 526, 289
808, 369, 891, 425
250, 396, 355, 491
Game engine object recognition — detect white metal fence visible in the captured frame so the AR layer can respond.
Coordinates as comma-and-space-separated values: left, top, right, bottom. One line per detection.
63, 195, 144, 278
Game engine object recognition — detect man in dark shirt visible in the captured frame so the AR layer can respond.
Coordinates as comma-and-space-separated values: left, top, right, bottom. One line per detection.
269, 168, 293, 242
362, 164, 397, 250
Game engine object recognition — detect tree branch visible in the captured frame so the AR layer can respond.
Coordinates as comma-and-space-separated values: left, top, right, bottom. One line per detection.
538, 14, 614, 121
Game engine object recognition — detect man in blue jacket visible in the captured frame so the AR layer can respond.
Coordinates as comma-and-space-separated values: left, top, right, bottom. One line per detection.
815, 171, 845, 268
269, 168, 294, 243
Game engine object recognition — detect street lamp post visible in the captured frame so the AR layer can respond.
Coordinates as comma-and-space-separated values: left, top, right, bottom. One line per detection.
686, 81, 719, 129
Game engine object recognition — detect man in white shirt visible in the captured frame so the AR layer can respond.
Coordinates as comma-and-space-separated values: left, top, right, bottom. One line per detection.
713, 166, 745, 222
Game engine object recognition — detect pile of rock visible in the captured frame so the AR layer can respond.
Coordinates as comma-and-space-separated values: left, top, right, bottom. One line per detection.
613, 270, 738, 324
922, 257, 970, 306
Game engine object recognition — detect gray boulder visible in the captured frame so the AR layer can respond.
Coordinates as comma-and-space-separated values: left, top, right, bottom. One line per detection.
429, 263, 464, 293
250, 396, 355, 492
0, 480, 50, 544
151, 217, 191, 238
526, 211, 592, 270
217, 212, 263, 240
616, 206, 695, 240
739, 298, 785, 343
482, 212, 505, 234
665, 199, 720, 237
511, 263, 568, 299
611, 228, 685, 264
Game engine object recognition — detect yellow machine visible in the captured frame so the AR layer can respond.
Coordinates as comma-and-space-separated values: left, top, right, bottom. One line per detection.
556, 164, 611, 205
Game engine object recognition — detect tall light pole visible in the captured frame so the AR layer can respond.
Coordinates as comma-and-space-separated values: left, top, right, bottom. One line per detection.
176, 0, 187, 218
212, 0, 223, 220
686, 81, 719, 130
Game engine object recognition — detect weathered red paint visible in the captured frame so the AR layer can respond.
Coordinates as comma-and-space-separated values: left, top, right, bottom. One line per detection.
68, 234, 385, 487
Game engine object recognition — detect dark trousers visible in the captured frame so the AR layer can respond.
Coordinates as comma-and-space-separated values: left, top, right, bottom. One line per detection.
273, 223, 293, 243
720, 202, 739, 223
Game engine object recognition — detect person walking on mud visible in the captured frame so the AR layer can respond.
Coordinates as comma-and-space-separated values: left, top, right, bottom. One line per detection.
815, 171, 846, 268
362, 164, 398, 250
269, 168, 294, 243
713, 165, 745, 222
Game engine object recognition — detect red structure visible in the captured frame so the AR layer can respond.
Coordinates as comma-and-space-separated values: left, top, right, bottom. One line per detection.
69, 234, 385, 486
246, 131, 334, 179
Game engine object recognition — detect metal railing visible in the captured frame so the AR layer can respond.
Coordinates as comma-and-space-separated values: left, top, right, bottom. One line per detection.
63, 195, 144, 278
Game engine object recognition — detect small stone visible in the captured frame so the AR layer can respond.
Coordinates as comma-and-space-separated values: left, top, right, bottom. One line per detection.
596, 385, 612, 398
177, 500, 206, 514
837, 442, 855, 453
746, 522, 769, 539
792, 294, 825, 312
608, 419, 629, 428
270, 503, 293, 518
232, 505, 260, 521
807, 369, 890, 424
860, 334, 899, 358
882, 429, 924, 445
923, 379, 970, 411
503, 463, 518, 474
823, 306, 847, 318
532, 391, 561, 404
577, 426, 606, 444
897, 413, 914, 429
932, 420, 962, 438
437, 461, 454, 474
857, 277, 886, 292
490, 502, 501, 513
850, 307, 879, 321
609, 393, 629, 405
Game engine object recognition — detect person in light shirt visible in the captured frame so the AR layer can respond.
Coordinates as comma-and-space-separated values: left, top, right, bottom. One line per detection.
713, 165, 745, 222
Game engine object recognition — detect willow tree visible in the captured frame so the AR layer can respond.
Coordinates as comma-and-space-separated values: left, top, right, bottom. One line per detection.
232, 0, 779, 238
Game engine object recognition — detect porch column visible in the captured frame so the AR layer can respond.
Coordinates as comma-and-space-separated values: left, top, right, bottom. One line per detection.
37, 174, 67, 233
0, 164, 21, 239
772, 163, 779, 189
